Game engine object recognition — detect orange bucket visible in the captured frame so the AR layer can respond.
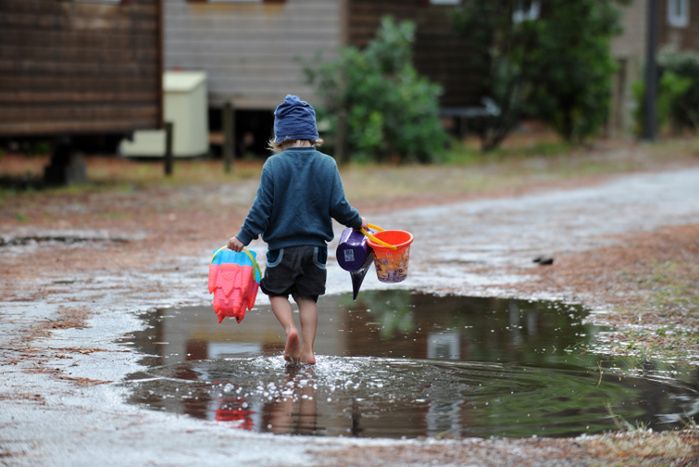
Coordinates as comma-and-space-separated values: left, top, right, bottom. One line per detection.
366, 230, 413, 283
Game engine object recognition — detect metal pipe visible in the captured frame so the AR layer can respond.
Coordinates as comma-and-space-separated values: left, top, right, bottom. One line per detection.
643, 0, 658, 141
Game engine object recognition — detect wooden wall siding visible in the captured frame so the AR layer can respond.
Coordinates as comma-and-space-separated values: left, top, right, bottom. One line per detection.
0, 0, 162, 137
164, 0, 343, 109
659, 0, 699, 52
347, 0, 488, 108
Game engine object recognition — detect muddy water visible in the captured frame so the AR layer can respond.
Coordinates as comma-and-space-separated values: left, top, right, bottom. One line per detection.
123, 291, 699, 438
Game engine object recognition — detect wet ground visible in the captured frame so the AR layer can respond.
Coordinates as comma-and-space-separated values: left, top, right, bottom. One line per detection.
1, 163, 699, 465
125, 291, 699, 439
386, 168, 699, 296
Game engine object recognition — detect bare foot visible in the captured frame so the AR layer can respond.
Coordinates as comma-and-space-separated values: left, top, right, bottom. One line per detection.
300, 351, 316, 365
284, 329, 300, 363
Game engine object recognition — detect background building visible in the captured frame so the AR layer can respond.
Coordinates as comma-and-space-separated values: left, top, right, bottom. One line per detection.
610, 0, 699, 136
163, 0, 485, 155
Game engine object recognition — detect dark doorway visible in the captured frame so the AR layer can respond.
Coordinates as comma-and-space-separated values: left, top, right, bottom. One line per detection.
209, 108, 274, 159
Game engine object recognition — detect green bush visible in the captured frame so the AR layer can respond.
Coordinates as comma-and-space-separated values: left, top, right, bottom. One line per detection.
632, 70, 692, 135
633, 50, 699, 135
303, 17, 447, 163
519, 0, 620, 143
452, 0, 621, 149
660, 50, 699, 131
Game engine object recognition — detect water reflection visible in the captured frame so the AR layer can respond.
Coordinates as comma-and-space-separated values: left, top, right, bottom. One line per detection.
211, 365, 319, 435
339, 292, 593, 366
123, 290, 699, 438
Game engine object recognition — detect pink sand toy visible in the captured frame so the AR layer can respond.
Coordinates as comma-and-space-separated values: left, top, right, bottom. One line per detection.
208, 247, 261, 324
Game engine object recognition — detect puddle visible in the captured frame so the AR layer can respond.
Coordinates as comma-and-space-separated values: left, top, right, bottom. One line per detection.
123, 291, 699, 438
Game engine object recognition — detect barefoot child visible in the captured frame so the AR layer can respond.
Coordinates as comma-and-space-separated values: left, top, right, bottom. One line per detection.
227, 95, 366, 365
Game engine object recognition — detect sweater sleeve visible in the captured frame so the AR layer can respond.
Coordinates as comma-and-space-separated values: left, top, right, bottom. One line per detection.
236, 164, 274, 245
329, 164, 362, 229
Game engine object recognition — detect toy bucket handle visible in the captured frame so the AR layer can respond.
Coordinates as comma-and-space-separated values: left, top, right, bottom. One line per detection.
360, 223, 398, 250
211, 246, 262, 280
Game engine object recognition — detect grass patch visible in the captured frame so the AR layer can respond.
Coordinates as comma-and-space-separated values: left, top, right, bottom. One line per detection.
340, 138, 699, 205
0, 156, 263, 201
1, 139, 698, 205
86, 158, 262, 186
607, 252, 699, 363
592, 429, 697, 462
441, 139, 574, 165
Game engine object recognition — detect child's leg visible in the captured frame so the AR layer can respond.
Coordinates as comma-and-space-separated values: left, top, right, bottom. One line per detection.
296, 297, 318, 365
270, 296, 300, 362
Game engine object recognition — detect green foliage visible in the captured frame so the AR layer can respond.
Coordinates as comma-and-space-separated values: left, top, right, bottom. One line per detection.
452, 1, 527, 151
522, 0, 620, 143
302, 17, 447, 163
660, 50, 699, 131
632, 71, 692, 135
634, 50, 699, 134
442, 140, 572, 165
452, 0, 621, 149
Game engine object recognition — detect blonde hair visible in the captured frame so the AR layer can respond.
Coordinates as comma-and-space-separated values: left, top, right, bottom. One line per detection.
267, 138, 324, 153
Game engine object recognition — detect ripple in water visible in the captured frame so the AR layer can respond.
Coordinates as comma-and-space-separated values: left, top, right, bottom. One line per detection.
123, 291, 699, 438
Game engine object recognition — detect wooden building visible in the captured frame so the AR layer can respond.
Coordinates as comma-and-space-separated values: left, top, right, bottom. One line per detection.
659, 0, 699, 51
164, 0, 486, 154
0, 0, 163, 181
610, 0, 699, 136
346, 0, 486, 109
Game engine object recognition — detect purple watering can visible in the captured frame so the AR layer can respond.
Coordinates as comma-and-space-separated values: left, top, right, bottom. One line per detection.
336, 227, 374, 300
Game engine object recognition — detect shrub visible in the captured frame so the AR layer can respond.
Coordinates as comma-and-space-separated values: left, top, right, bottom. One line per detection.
632, 71, 692, 135
452, 0, 621, 149
303, 17, 447, 163
518, 0, 621, 143
633, 49, 699, 135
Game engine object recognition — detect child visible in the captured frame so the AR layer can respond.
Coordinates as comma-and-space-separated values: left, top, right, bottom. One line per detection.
227, 94, 366, 365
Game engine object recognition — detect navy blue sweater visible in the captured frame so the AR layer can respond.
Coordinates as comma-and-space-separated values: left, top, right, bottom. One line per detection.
236, 148, 362, 250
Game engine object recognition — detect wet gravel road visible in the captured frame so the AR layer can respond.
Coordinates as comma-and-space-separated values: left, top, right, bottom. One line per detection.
1, 167, 698, 465
387, 167, 699, 296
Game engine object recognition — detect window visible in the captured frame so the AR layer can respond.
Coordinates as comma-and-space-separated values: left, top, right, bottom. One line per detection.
513, 0, 541, 23
668, 0, 689, 28
427, 332, 460, 360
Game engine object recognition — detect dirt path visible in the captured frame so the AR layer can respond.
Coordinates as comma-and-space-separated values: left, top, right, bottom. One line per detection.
1, 159, 698, 465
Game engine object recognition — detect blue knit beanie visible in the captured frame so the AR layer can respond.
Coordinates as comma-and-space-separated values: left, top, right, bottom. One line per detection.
273, 95, 319, 144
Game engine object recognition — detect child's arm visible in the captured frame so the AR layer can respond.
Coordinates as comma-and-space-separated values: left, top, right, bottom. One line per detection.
231, 164, 274, 249
329, 165, 363, 229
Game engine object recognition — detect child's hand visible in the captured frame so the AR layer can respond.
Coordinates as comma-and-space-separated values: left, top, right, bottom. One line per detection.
227, 236, 244, 252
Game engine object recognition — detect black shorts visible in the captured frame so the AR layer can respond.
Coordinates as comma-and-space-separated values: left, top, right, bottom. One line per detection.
260, 245, 327, 302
